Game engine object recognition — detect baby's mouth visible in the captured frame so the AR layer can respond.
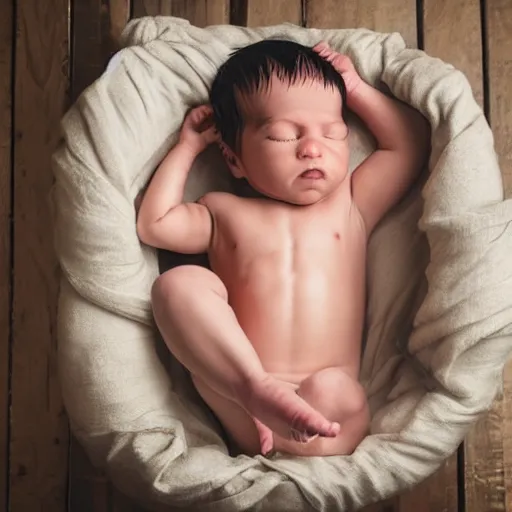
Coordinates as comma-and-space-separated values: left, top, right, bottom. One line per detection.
300, 168, 325, 180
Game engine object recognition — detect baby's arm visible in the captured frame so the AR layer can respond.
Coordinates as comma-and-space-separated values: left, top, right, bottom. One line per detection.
137, 105, 219, 253
348, 78, 430, 233
315, 43, 430, 234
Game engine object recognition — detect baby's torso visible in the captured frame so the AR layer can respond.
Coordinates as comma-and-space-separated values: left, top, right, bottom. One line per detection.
204, 190, 367, 382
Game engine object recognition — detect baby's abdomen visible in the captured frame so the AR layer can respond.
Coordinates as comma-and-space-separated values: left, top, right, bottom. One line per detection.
224, 262, 365, 377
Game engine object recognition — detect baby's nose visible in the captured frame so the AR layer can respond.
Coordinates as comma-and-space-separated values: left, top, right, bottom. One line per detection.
297, 138, 321, 159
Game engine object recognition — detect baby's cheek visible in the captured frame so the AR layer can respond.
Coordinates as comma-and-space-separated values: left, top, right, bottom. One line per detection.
257, 144, 288, 163
328, 147, 350, 170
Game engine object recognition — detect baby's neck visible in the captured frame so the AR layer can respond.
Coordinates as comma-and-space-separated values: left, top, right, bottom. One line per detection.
233, 175, 353, 209
232, 178, 265, 199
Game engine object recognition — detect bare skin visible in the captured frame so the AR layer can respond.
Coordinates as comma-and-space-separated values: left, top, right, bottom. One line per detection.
137, 43, 430, 456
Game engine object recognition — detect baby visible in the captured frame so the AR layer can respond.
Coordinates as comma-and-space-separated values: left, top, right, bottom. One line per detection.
137, 40, 429, 457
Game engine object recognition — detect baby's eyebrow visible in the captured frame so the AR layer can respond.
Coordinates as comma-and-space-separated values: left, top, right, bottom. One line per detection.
251, 118, 345, 130
251, 116, 275, 129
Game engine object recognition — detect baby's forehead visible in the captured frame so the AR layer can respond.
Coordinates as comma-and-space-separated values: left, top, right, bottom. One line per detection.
240, 73, 330, 95
237, 77, 344, 124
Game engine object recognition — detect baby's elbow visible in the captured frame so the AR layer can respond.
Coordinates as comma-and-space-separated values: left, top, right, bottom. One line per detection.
402, 121, 431, 172
404, 148, 427, 182
136, 219, 154, 246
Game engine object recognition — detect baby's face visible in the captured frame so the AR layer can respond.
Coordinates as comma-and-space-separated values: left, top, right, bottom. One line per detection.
235, 75, 349, 205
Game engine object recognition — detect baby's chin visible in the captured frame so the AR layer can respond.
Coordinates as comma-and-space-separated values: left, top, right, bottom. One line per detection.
238, 178, 334, 206
287, 196, 328, 206
275, 189, 332, 206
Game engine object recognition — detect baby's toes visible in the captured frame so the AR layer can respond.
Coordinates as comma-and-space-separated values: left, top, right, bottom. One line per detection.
253, 418, 274, 455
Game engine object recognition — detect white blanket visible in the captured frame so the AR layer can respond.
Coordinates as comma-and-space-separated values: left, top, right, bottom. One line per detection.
51, 16, 512, 511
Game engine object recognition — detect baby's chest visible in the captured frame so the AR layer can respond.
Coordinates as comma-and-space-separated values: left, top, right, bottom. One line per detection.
212, 215, 363, 264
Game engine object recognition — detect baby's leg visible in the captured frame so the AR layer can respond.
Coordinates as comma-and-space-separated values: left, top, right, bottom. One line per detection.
151, 265, 339, 450
295, 367, 370, 454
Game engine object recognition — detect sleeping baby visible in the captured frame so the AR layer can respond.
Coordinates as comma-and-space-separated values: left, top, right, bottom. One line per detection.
136, 40, 429, 457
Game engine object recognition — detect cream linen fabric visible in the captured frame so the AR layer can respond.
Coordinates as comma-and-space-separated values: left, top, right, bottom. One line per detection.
51, 16, 512, 511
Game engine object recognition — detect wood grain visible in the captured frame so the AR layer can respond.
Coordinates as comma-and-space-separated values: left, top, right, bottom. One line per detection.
68, 1, 132, 511
68, 438, 112, 512
132, 0, 173, 17
503, 361, 512, 512
245, 0, 302, 26
0, 0, 13, 509
167, 0, 229, 26
397, 457, 459, 512
132, 0, 229, 25
110, 0, 132, 42
423, 0, 484, 107
110, 487, 148, 511
464, 1, 512, 510
9, 1, 70, 510
69, 440, 111, 512
72, 0, 131, 102
486, 0, 512, 198
305, 0, 417, 49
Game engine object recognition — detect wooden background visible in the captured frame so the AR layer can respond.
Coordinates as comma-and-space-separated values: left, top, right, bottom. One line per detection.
0, 0, 511, 510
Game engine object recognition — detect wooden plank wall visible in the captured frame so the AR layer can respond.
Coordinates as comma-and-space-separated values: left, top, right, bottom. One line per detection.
465, 3, 512, 512
7, 2, 70, 512
0, 0, 510, 510
0, 1, 13, 509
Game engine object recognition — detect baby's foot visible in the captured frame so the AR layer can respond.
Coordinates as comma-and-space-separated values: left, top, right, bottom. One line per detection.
243, 374, 340, 454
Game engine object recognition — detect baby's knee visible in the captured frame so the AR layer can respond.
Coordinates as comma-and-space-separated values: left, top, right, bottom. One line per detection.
152, 267, 182, 301
299, 367, 368, 418
151, 265, 227, 307
152, 265, 199, 304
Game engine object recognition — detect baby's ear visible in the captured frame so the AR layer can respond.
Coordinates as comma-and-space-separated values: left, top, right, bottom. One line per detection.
218, 141, 245, 178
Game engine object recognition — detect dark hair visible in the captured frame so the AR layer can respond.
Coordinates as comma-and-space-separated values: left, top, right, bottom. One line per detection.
209, 39, 347, 152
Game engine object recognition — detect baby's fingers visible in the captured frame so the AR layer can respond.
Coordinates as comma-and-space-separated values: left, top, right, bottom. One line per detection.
191, 104, 213, 119
186, 105, 214, 130
313, 41, 337, 64
313, 41, 330, 54
313, 42, 353, 71
202, 125, 220, 145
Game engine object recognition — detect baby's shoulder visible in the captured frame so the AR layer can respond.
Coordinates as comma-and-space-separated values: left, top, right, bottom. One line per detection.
198, 191, 241, 210
198, 192, 255, 223
198, 192, 269, 230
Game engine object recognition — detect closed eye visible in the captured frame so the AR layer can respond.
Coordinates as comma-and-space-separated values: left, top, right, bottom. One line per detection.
324, 125, 349, 140
267, 136, 297, 142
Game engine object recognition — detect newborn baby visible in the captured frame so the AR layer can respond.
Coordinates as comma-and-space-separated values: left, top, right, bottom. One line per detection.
137, 40, 429, 457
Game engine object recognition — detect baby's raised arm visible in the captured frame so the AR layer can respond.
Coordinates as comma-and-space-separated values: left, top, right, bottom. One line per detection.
137, 105, 219, 254
315, 43, 430, 234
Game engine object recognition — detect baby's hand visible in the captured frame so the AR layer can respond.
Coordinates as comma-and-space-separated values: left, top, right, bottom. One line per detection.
313, 42, 362, 94
179, 105, 219, 155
